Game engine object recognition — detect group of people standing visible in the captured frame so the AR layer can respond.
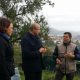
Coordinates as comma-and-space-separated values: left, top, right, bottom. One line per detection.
0, 17, 80, 80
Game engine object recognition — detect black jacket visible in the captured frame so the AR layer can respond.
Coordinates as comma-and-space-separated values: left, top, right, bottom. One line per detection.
21, 32, 43, 72
0, 33, 15, 80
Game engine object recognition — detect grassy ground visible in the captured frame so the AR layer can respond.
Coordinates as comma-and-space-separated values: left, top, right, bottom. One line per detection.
19, 69, 80, 80
42, 71, 80, 80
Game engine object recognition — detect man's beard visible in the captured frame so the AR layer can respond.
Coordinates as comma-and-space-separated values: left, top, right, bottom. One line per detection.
63, 40, 71, 46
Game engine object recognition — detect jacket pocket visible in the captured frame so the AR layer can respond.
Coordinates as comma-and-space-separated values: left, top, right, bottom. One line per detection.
68, 62, 76, 71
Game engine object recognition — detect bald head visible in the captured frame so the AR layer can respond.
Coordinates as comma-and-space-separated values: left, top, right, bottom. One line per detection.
30, 23, 41, 35
30, 23, 40, 31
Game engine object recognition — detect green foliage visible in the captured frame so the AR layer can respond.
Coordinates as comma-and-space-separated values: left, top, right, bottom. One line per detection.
42, 56, 56, 71
13, 43, 22, 66
42, 70, 55, 80
0, 0, 54, 42
34, 14, 49, 38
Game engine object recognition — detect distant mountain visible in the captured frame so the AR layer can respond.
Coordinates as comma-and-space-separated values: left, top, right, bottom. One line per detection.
49, 28, 80, 40
49, 28, 64, 36
74, 35, 80, 40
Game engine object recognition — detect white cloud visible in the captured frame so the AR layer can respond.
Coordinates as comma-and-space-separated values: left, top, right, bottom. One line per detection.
42, 0, 80, 31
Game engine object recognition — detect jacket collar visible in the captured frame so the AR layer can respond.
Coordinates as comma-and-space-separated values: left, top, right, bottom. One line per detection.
0, 32, 10, 41
63, 41, 71, 46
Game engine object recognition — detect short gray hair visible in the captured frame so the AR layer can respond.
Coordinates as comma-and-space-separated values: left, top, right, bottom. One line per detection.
30, 23, 40, 31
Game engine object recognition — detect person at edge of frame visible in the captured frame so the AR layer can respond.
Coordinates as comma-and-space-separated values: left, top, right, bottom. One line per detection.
53, 32, 80, 80
0, 17, 15, 80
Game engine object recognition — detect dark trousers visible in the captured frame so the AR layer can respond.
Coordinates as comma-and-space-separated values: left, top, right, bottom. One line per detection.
0, 75, 11, 80
24, 71, 42, 80
54, 70, 74, 80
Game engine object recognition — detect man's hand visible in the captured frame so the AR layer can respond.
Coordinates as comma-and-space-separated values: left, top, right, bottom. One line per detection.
56, 58, 62, 64
39, 47, 46, 53
64, 52, 75, 58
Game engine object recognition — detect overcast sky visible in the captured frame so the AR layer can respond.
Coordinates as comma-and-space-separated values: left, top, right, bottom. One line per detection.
42, 0, 80, 31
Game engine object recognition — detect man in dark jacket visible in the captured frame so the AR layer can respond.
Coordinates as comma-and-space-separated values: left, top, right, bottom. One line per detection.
21, 23, 46, 80
53, 32, 80, 80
